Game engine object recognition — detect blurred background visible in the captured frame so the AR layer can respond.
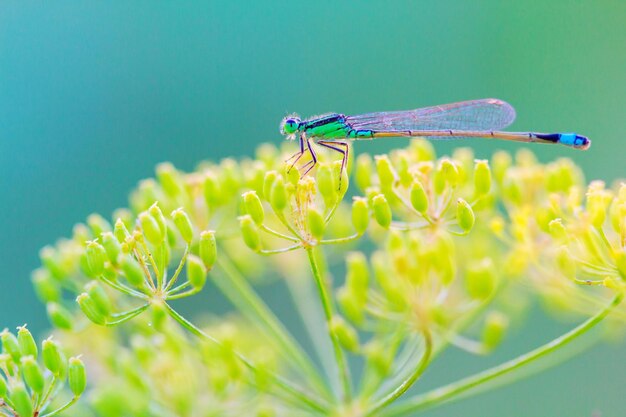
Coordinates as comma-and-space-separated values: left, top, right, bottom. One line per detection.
1, 1, 625, 415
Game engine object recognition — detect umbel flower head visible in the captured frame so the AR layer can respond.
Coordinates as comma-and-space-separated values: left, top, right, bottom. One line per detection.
30, 139, 624, 417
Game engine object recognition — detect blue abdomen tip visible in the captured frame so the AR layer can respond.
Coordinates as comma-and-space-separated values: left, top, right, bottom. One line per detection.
559, 133, 590, 149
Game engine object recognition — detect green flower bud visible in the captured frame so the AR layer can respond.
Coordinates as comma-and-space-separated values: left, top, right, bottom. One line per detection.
47, 302, 74, 330
242, 191, 265, 225
307, 207, 325, 240
364, 340, 393, 377
85, 281, 112, 317
203, 170, 222, 208
114, 218, 131, 244
139, 212, 164, 245
270, 175, 288, 212
87, 213, 111, 237
329, 316, 359, 352
199, 230, 217, 270
316, 163, 337, 205
548, 218, 568, 241
31, 268, 60, 303
372, 194, 392, 229
587, 190, 610, 228
120, 255, 146, 287
346, 252, 368, 303
150, 299, 168, 331
187, 255, 207, 290
21, 355, 45, 395
474, 159, 492, 196
492, 151, 512, 185
355, 154, 373, 191
351, 197, 369, 235
72, 223, 91, 243
239, 215, 262, 252
456, 198, 475, 233
101, 232, 121, 265
410, 179, 429, 213
68, 356, 87, 396
263, 170, 278, 201
77, 293, 106, 325
432, 165, 446, 195
10, 383, 33, 417
39, 246, 65, 280
42, 337, 63, 375
332, 160, 349, 196
1, 329, 21, 362
17, 325, 37, 358
482, 311, 509, 351
156, 162, 183, 197
337, 287, 364, 324
375, 155, 396, 190
85, 240, 106, 277
149, 203, 167, 236
171, 208, 194, 243
440, 158, 459, 186
465, 258, 497, 300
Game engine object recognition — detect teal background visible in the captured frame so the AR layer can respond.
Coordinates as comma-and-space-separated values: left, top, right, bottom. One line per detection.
1, 1, 625, 415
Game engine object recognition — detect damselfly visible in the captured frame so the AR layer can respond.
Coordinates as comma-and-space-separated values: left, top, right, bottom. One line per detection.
280, 98, 589, 177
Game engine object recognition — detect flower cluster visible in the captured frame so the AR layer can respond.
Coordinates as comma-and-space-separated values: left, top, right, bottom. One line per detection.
28, 139, 624, 417
0, 326, 85, 417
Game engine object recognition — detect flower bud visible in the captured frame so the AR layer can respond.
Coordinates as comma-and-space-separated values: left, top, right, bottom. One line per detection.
114, 218, 131, 244
87, 213, 111, 237
85, 281, 112, 317
474, 159, 492, 196
239, 215, 262, 252
270, 175, 288, 212
85, 240, 106, 277
77, 293, 106, 325
364, 340, 393, 377
351, 197, 369, 235
372, 194, 392, 229
156, 162, 183, 197
307, 207, 325, 240
21, 355, 45, 395
47, 303, 74, 330
42, 337, 63, 375
10, 383, 33, 417
68, 356, 87, 396
199, 230, 217, 270
171, 208, 194, 243
456, 198, 475, 233
39, 246, 65, 280
482, 311, 509, 351
316, 163, 337, 205
346, 252, 369, 303
465, 258, 496, 300
587, 190, 610, 228
139, 212, 164, 245
120, 255, 146, 287
440, 158, 459, 186
263, 170, 278, 200
548, 218, 568, 241
492, 151, 512, 185
410, 179, 428, 214
337, 287, 364, 324
329, 316, 359, 352
355, 154, 373, 191
242, 191, 265, 225
101, 232, 121, 265
187, 255, 207, 290
149, 202, 167, 234
17, 325, 37, 358
375, 155, 396, 190
31, 268, 60, 303
1, 329, 21, 362
203, 170, 222, 208
333, 160, 349, 196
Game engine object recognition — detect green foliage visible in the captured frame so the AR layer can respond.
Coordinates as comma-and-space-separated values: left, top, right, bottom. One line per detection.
14, 139, 626, 417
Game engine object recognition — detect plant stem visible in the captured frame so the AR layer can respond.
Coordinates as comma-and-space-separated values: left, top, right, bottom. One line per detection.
163, 301, 330, 413
164, 245, 189, 291
215, 256, 331, 399
366, 330, 432, 416
306, 246, 352, 403
381, 292, 623, 417
40, 396, 79, 417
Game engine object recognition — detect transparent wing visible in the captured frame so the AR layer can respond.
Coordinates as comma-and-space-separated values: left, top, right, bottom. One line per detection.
345, 98, 516, 132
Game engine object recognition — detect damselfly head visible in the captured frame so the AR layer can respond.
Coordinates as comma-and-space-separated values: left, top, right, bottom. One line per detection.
280, 114, 301, 139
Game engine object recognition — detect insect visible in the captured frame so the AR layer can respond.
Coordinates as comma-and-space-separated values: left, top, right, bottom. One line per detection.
280, 98, 590, 178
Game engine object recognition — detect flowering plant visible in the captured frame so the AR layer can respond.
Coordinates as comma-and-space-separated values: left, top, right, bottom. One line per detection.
3, 139, 625, 416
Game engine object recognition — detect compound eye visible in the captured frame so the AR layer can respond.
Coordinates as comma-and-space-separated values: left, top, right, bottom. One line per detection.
282, 118, 299, 135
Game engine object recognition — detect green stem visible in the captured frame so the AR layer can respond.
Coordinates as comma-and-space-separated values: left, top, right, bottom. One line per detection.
306, 246, 352, 403
36, 375, 57, 410
164, 245, 189, 291
215, 256, 331, 400
40, 396, 79, 417
99, 274, 147, 299
366, 330, 432, 416
382, 293, 623, 417
105, 303, 151, 326
320, 233, 361, 245
163, 302, 330, 413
